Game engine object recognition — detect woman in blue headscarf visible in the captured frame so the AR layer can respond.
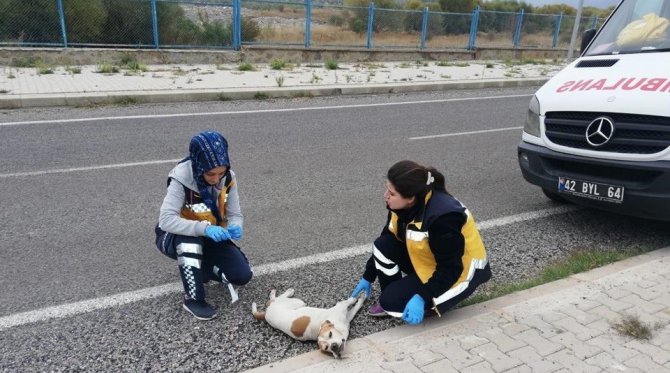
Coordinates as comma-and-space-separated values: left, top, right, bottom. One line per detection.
155, 131, 252, 320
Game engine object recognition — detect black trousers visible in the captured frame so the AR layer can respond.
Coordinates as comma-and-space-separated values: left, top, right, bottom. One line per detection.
373, 234, 491, 316
155, 225, 252, 300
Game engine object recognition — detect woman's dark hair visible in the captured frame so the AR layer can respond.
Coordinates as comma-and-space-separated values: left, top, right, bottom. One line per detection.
387, 160, 448, 199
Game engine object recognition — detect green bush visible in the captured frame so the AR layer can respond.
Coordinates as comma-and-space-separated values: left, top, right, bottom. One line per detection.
9, 56, 42, 68
241, 17, 261, 42
64, 0, 107, 43
325, 60, 338, 70
0, 0, 62, 43
238, 62, 255, 71
328, 14, 345, 27
270, 59, 286, 70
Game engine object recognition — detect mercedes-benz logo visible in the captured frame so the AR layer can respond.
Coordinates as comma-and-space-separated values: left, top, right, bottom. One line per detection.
585, 116, 615, 147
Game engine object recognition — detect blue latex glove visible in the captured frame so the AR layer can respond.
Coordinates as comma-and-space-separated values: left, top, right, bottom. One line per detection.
402, 294, 425, 325
228, 224, 243, 240
205, 225, 231, 242
351, 278, 371, 298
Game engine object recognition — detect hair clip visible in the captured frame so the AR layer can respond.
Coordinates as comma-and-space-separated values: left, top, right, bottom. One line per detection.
426, 171, 434, 186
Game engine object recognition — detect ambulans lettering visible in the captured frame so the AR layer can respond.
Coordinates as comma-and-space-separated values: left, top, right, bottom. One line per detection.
622, 78, 646, 90
556, 77, 670, 93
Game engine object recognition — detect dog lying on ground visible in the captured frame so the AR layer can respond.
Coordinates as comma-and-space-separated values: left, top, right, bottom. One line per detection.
251, 288, 366, 358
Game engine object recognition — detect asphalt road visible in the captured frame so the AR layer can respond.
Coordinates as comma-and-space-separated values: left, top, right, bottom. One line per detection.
1, 88, 670, 372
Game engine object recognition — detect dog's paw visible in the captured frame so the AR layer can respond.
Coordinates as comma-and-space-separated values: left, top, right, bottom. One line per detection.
285, 288, 295, 297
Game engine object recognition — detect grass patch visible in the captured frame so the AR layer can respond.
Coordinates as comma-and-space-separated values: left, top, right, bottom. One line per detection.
97, 63, 120, 74
125, 61, 148, 72
10, 56, 42, 68
217, 93, 231, 101
275, 75, 285, 87
66, 66, 82, 74
253, 92, 269, 100
324, 59, 338, 70
111, 96, 139, 106
462, 248, 646, 307
38, 66, 54, 75
505, 58, 549, 66
363, 63, 386, 69
612, 314, 656, 340
119, 53, 148, 72
292, 92, 313, 98
436, 61, 470, 67
270, 58, 286, 70
238, 62, 255, 71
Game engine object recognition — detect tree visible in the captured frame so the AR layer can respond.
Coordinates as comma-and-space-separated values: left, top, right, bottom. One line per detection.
64, 0, 107, 43
438, 0, 475, 13
0, 0, 62, 43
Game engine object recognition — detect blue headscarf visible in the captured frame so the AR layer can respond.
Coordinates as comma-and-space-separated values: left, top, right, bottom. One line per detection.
188, 131, 230, 224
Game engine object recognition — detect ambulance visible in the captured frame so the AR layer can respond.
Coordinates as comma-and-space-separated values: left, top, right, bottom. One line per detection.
518, 0, 670, 221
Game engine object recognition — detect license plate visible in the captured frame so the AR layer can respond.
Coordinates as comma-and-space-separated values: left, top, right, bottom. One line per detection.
558, 177, 624, 204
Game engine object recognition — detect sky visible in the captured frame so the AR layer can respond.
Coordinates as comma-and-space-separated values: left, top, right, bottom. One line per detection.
520, 0, 619, 8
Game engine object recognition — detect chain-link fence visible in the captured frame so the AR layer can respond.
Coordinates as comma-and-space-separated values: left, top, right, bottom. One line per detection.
423, 12, 472, 50
0, 0, 605, 52
242, 0, 303, 46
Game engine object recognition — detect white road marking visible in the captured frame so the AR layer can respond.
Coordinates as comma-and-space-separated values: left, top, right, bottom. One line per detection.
409, 126, 523, 140
0, 159, 183, 178
0, 94, 531, 127
0, 205, 579, 330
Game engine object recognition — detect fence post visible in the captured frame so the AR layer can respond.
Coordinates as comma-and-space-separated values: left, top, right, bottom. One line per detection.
468, 6, 480, 50
305, 0, 311, 48
553, 12, 563, 48
151, 0, 159, 49
513, 8, 524, 48
420, 7, 428, 50
233, 0, 241, 50
57, 0, 68, 48
591, 15, 598, 29
367, 2, 375, 49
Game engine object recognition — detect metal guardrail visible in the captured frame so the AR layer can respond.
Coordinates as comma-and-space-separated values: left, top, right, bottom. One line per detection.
0, 0, 603, 51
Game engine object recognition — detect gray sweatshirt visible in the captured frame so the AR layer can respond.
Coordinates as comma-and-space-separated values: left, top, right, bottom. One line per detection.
158, 160, 243, 237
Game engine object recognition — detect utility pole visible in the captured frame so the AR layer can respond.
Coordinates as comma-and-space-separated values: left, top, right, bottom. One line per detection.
567, 0, 585, 59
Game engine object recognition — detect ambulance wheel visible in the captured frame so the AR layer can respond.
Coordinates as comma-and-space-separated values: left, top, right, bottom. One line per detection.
542, 188, 568, 203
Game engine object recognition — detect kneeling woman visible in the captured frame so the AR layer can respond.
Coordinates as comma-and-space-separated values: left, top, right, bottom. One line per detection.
351, 160, 492, 324
155, 131, 252, 321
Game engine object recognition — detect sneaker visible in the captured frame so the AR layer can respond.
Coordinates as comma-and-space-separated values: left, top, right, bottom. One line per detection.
183, 299, 218, 321
368, 303, 388, 317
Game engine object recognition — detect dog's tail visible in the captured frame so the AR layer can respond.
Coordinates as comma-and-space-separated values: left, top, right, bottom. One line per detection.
251, 302, 266, 321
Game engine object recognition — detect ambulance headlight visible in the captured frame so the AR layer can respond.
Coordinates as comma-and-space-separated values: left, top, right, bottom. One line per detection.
524, 95, 541, 137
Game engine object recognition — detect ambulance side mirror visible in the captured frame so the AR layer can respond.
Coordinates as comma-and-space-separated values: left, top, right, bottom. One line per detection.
580, 28, 597, 54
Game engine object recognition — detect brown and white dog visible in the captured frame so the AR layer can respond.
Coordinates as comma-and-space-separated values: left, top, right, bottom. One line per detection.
251, 288, 366, 358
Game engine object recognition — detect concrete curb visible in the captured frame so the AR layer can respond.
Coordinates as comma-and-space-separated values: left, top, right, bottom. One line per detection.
244, 246, 670, 372
0, 78, 548, 109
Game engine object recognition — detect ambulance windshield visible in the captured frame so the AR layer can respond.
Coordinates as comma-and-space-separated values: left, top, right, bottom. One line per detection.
585, 0, 670, 55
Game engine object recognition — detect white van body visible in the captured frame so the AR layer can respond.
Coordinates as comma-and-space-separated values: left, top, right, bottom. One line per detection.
518, 0, 670, 221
